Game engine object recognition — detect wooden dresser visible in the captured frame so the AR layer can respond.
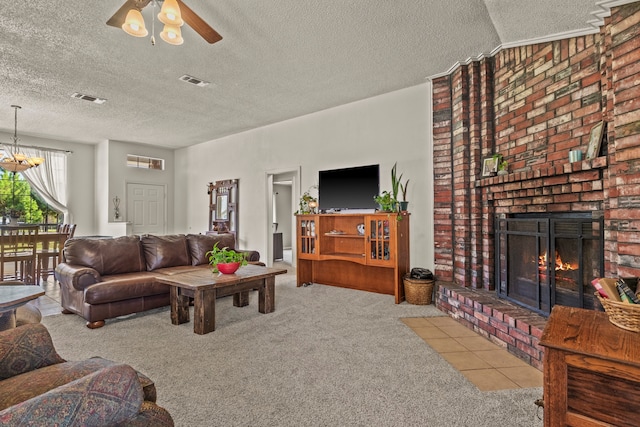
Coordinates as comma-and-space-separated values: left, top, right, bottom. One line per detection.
540, 305, 640, 427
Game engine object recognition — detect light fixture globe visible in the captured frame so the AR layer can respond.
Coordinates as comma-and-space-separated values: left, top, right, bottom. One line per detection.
122, 9, 148, 37
160, 24, 184, 45
158, 0, 184, 26
27, 157, 44, 166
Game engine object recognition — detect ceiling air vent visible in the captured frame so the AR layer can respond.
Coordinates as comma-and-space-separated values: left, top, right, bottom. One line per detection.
71, 93, 107, 104
179, 74, 210, 87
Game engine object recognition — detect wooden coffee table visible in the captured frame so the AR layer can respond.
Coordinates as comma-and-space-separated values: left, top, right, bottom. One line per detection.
156, 264, 287, 334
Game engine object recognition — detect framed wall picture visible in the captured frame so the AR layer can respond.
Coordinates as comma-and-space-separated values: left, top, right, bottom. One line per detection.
482, 157, 498, 177
586, 121, 605, 159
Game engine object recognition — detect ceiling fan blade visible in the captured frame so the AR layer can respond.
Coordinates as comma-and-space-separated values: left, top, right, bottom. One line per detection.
107, 0, 153, 28
177, 0, 223, 44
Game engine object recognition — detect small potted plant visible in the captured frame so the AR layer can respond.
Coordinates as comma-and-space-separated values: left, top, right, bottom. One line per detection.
497, 159, 508, 175
374, 191, 396, 212
295, 185, 318, 214
398, 179, 410, 212
491, 154, 508, 176
206, 242, 248, 274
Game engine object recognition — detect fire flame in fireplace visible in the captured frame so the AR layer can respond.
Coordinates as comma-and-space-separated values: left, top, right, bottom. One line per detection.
539, 251, 577, 271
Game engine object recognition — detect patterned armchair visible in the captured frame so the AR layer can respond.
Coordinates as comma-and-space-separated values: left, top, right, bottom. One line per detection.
0, 323, 173, 426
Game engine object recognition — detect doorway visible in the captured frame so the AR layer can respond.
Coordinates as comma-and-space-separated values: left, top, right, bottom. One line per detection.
126, 183, 167, 235
266, 168, 299, 268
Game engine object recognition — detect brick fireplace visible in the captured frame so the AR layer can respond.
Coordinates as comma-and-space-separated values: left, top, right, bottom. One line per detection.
430, 2, 640, 369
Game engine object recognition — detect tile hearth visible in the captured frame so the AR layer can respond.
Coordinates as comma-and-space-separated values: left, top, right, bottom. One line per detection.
403, 316, 542, 391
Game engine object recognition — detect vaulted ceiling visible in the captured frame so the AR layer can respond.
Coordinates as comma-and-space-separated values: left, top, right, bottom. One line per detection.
0, 1, 626, 149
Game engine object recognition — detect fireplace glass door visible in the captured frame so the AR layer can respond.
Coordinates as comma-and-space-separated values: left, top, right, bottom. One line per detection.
496, 214, 604, 316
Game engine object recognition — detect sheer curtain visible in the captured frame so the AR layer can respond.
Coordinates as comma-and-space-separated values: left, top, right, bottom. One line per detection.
0, 145, 70, 221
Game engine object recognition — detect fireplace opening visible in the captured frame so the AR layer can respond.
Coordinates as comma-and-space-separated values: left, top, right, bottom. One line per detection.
495, 213, 604, 316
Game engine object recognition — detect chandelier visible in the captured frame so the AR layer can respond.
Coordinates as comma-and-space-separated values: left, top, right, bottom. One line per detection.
123, 0, 185, 46
0, 105, 44, 173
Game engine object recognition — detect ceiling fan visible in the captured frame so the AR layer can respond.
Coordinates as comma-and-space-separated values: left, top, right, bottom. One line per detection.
106, 0, 222, 44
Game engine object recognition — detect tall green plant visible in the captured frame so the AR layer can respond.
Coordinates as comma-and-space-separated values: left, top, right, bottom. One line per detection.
391, 162, 410, 202
399, 179, 410, 202
391, 162, 402, 202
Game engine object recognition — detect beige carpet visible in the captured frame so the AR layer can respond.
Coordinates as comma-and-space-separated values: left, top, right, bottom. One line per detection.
42, 271, 543, 427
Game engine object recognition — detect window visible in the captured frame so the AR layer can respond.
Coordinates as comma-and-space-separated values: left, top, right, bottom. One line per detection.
127, 155, 164, 170
0, 171, 61, 225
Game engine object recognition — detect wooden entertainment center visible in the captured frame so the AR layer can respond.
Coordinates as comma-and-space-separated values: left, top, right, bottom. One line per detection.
296, 213, 410, 303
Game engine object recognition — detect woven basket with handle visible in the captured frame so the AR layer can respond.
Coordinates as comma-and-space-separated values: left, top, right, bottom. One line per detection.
596, 293, 640, 332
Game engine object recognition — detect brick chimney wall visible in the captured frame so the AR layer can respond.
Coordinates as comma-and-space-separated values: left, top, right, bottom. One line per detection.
432, 2, 640, 290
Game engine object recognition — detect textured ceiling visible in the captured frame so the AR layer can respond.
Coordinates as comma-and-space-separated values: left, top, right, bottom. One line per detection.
0, 0, 623, 149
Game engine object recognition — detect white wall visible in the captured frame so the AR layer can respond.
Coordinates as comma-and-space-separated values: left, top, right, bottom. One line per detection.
175, 82, 435, 270
102, 140, 175, 236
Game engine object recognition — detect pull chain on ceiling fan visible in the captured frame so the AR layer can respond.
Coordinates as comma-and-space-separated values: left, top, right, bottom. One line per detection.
107, 0, 222, 45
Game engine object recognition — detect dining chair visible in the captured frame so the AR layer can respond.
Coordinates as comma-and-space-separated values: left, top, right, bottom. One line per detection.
36, 232, 68, 285
56, 223, 76, 238
0, 225, 39, 284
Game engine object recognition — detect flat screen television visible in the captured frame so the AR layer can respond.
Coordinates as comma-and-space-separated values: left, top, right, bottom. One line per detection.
318, 164, 380, 212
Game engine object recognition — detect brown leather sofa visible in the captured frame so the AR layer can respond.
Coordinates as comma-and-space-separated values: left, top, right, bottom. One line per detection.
55, 233, 260, 329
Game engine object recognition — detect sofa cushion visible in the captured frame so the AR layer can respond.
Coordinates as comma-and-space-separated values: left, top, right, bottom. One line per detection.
63, 236, 146, 276
186, 233, 236, 266
0, 356, 115, 410
0, 356, 157, 411
0, 363, 143, 427
141, 235, 191, 271
84, 273, 169, 305
0, 324, 64, 381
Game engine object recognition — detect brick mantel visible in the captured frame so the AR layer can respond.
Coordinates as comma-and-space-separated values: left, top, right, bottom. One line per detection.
479, 156, 608, 215
477, 156, 608, 190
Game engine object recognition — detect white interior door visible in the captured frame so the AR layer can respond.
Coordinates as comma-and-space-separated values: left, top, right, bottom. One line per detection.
126, 183, 166, 235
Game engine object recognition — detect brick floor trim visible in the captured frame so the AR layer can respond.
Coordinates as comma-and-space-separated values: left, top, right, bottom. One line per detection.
435, 281, 548, 371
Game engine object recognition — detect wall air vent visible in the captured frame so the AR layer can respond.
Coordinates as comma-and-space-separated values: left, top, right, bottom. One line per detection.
71, 93, 107, 104
178, 74, 210, 87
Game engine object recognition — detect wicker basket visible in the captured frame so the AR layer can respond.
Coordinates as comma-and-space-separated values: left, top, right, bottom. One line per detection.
596, 293, 640, 332
404, 275, 434, 305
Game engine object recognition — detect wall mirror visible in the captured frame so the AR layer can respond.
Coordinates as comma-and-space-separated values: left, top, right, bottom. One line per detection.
208, 179, 238, 236
216, 194, 228, 220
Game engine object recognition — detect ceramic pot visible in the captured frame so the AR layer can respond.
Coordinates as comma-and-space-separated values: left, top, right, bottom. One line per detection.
217, 262, 241, 274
